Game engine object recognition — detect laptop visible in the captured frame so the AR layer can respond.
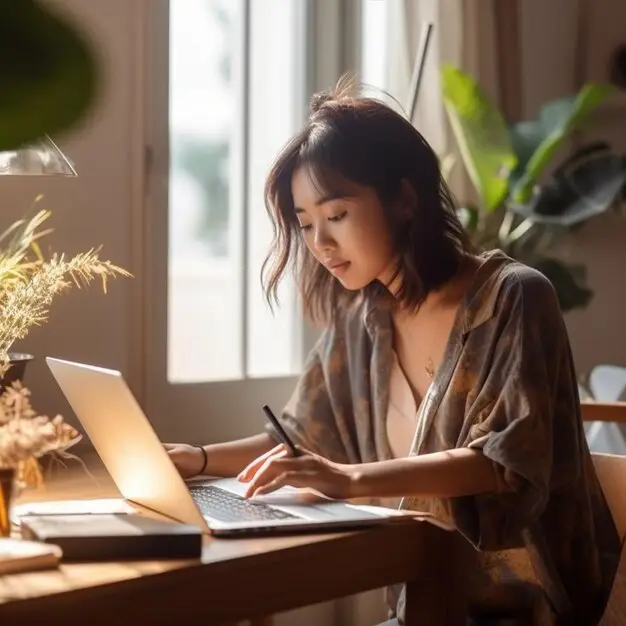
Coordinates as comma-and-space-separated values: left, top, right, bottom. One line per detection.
46, 357, 410, 537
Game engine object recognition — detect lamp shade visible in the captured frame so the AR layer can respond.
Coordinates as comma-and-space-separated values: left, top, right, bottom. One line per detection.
0, 135, 76, 176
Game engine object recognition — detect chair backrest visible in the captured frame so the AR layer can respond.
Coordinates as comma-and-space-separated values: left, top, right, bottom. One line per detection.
593, 453, 626, 541
593, 453, 626, 626
589, 366, 626, 402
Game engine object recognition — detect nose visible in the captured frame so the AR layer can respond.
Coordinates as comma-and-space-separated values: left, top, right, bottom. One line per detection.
312, 223, 336, 252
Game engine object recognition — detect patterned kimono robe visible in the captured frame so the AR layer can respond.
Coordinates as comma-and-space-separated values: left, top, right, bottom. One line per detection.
266, 250, 619, 625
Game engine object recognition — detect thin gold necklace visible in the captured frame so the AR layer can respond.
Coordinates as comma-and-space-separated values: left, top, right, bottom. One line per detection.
394, 306, 438, 381
418, 303, 438, 380
425, 356, 435, 380
419, 258, 478, 380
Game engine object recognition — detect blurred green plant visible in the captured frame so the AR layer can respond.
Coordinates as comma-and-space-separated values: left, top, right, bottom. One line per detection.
442, 64, 626, 312
0, 0, 99, 151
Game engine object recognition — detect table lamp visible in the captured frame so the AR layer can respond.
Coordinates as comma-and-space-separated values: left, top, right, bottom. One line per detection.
0, 135, 76, 177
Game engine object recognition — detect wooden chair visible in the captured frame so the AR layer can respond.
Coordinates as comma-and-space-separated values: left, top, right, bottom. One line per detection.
581, 400, 626, 425
584, 399, 626, 626
592, 452, 626, 626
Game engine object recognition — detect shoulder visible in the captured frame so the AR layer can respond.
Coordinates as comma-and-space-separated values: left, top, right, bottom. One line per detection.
489, 261, 567, 344
498, 261, 560, 307
465, 252, 563, 334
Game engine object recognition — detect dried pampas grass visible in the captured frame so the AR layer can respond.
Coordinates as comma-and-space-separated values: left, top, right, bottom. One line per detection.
0, 199, 130, 375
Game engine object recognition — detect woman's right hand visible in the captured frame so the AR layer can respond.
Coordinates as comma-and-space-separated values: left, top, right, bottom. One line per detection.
164, 443, 205, 479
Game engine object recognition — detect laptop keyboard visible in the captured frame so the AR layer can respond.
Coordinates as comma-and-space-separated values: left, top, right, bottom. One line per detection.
189, 485, 298, 523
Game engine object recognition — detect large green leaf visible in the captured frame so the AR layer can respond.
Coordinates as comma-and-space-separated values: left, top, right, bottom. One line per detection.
508, 120, 543, 190
441, 65, 517, 212
510, 83, 617, 204
511, 143, 626, 226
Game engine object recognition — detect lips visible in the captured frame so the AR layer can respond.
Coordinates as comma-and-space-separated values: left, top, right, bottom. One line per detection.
325, 260, 351, 276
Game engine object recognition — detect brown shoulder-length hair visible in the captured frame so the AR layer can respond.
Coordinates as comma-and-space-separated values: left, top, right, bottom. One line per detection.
262, 76, 474, 325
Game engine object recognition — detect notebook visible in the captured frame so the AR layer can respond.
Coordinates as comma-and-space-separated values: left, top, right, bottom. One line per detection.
20, 513, 203, 561
0, 537, 62, 575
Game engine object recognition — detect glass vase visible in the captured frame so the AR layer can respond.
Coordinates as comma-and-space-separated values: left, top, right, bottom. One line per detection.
0, 467, 15, 537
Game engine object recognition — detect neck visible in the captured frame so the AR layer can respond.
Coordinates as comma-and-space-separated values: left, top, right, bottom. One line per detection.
384, 253, 479, 312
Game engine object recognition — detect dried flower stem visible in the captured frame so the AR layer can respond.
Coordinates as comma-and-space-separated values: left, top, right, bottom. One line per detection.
0, 205, 130, 374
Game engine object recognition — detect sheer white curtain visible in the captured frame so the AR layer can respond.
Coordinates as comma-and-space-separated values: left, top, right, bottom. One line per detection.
385, 0, 511, 206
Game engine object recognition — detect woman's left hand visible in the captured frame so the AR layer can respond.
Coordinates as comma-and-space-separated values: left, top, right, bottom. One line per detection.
237, 444, 357, 500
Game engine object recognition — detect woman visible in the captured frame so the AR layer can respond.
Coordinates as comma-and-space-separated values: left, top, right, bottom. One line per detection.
167, 79, 619, 625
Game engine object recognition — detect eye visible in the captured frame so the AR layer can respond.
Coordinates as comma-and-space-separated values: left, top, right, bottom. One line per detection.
328, 211, 347, 223
298, 223, 312, 232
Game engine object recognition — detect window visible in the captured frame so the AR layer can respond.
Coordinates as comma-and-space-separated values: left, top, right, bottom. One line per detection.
361, 0, 389, 91
167, 0, 306, 383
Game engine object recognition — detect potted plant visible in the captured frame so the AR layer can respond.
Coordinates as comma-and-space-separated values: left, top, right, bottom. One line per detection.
441, 65, 626, 312
0, 202, 129, 532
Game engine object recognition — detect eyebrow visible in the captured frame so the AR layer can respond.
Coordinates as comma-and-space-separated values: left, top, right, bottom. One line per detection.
294, 192, 350, 213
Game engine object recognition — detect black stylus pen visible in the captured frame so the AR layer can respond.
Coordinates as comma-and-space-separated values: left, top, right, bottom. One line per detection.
262, 404, 301, 457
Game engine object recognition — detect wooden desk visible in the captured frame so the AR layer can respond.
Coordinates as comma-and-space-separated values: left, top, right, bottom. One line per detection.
0, 468, 467, 626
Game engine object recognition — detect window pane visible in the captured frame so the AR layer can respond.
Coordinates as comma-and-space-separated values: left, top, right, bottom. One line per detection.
168, 0, 304, 383
168, 0, 244, 382
246, 0, 305, 378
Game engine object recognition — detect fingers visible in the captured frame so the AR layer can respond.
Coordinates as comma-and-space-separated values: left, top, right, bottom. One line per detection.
242, 456, 312, 497
237, 443, 287, 482
293, 444, 313, 457
251, 471, 317, 497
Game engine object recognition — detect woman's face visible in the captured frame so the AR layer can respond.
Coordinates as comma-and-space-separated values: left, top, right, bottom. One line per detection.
291, 166, 396, 290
